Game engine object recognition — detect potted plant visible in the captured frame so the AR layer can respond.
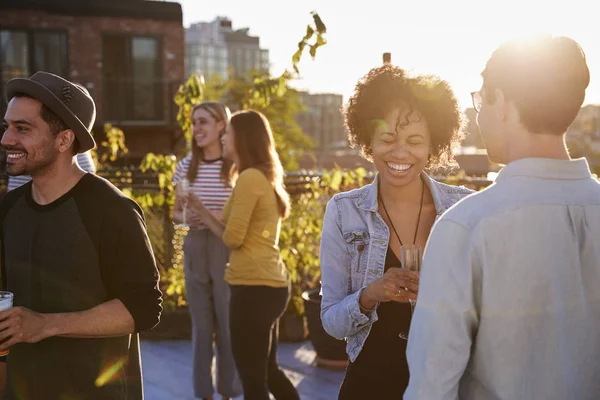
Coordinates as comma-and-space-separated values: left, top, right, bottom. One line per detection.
279, 285, 308, 342
302, 287, 348, 369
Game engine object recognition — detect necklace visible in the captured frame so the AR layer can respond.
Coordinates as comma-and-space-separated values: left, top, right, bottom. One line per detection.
378, 177, 425, 246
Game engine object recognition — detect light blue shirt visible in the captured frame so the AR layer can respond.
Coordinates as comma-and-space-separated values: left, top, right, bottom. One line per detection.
319, 173, 473, 362
405, 158, 600, 400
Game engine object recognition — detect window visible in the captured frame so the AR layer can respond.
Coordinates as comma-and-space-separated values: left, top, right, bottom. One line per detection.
32, 31, 68, 76
250, 51, 259, 71
236, 49, 243, 68
0, 31, 28, 84
0, 29, 68, 101
132, 38, 160, 120
207, 58, 216, 69
102, 35, 162, 121
260, 49, 269, 72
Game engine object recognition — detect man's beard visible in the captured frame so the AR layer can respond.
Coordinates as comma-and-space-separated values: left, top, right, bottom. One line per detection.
5, 146, 58, 177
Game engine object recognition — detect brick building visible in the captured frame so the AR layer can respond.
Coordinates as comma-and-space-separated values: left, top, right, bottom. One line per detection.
0, 0, 185, 161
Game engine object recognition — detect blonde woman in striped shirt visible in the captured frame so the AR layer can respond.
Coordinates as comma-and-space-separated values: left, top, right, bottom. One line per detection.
172, 102, 241, 400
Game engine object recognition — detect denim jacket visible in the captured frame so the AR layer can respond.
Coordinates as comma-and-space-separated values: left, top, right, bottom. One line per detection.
319, 173, 474, 362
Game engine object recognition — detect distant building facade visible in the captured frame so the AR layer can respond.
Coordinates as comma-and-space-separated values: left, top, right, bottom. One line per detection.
185, 17, 269, 80
462, 107, 485, 149
294, 91, 369, 170
296, 92, 346, 150
462, 105, 600, 175
567, 104, 600, 174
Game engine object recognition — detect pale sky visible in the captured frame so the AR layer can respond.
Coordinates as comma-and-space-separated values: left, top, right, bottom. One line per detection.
176, 0, 599, 110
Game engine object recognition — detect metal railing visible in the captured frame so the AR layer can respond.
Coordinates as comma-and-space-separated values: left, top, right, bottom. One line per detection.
96, 167, 494, 193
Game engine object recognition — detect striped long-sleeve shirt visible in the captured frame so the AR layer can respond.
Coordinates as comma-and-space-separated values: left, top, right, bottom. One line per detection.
172, 155, 232, 228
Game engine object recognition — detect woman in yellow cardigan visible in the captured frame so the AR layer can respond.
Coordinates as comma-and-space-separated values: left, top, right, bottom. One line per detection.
186, 109, 299, 400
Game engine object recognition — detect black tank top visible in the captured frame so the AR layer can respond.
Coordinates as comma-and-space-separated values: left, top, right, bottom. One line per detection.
338, 246, 412, 399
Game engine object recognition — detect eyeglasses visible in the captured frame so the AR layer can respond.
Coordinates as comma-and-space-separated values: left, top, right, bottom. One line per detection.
471, 91, 482, 113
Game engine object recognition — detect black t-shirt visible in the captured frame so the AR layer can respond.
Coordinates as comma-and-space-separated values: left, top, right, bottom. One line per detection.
0, 174, 162, 399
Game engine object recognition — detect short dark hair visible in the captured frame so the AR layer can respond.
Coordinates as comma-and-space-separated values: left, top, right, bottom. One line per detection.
12, 92, 80, 153
482, 35, 590, 135
344, 64, 465, 170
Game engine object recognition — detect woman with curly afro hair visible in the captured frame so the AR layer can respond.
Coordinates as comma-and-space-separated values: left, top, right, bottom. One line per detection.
319, 64, 474, 398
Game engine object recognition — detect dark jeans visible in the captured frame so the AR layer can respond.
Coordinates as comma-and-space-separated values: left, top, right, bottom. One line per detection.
229, 284, 300, 400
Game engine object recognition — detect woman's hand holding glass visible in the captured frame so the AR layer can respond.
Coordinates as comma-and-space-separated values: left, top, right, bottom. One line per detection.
186, 192, 214, 225
184, 211, 203, 227
359, 268, 420, 312
186, 191, 205, 213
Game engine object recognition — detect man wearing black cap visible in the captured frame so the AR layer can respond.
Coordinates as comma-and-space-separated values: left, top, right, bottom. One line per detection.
0, 72, 162, 399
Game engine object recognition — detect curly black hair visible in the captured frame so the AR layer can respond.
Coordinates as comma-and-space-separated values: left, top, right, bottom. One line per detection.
344, 64, 466, 170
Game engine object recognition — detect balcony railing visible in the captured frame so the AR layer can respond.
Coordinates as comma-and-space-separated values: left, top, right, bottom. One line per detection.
94, 167, 494, 194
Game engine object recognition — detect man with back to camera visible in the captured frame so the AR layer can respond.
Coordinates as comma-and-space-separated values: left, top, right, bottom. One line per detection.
0, 71, 162, 399
405, 35, 600, 399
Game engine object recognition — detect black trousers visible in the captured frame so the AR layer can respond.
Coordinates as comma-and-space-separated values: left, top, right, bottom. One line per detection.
229, 284, 300, 400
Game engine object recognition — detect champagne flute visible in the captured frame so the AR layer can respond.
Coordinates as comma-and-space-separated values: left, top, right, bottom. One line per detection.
177, 178, 190, 227
398, 244, 422, 340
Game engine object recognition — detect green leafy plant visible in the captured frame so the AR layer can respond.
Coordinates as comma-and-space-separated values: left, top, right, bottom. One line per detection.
174, 74, 205, 145
280, 167, 368, 315
291, 12, 327, 75
91, 123, 129, 172
131, 154, 183, 310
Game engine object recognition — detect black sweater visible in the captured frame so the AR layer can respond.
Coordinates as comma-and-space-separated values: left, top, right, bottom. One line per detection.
0, 173, 162, 399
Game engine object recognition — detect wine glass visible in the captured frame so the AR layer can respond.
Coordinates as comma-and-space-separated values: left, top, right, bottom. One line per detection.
176, 178, 190, 227
398, 244, 422, 340
400, 244, 422, 273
